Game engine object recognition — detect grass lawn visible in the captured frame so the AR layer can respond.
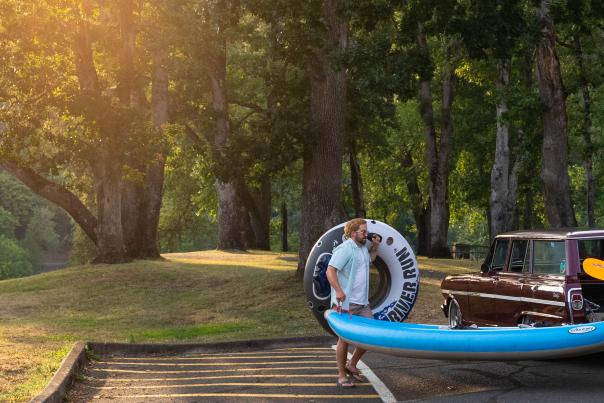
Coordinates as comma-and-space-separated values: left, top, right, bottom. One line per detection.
0, 250, 480, 402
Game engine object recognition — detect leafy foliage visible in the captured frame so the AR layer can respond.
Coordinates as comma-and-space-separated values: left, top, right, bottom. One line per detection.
0, 235, 33, 280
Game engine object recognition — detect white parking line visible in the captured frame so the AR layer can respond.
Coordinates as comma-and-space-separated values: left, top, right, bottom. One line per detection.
331, 345, 397, 403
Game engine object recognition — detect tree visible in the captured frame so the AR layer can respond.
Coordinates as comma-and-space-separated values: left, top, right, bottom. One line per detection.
296, 0, 348, 275
0, 0, 169, 262
535, 0, 577, 228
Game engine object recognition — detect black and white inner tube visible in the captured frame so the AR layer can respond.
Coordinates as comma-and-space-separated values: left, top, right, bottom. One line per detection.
303, 219, 420, 333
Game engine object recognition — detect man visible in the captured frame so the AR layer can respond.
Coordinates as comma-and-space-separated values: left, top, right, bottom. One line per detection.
326, 218, 380, 388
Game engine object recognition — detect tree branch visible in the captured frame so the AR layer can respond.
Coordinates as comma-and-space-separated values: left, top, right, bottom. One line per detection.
556, 38, 572, 49
183, 123, 208, 152
229, 100, 266, 114
0, 160, 98, 245
234, 110, 257, 128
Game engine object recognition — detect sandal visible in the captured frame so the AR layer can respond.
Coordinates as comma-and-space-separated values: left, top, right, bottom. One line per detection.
336, 377, 355, 388
345, 364, 368, 383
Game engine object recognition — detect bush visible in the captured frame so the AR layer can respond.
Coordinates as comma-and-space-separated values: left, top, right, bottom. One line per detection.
0, 235, 33, 280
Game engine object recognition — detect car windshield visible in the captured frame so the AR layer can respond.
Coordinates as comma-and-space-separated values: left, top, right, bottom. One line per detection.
533, 240, 565, 275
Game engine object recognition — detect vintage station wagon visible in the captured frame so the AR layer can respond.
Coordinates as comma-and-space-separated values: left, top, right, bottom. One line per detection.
441, 230, 604, 328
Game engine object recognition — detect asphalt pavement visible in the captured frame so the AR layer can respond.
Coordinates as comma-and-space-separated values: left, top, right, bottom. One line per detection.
67, 339, 604, 402
362, 350, 604, 402
68, 342, 384, 402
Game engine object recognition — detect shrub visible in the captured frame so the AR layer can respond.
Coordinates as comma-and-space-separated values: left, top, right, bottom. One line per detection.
0, 235, 33, 280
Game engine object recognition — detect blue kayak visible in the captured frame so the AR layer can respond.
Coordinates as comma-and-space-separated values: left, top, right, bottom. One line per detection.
325, 309, 604, 360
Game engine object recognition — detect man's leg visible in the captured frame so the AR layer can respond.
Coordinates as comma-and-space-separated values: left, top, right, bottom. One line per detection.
348, 346, 366, 370
346, 304, 371, 379
336, 337, 353, 385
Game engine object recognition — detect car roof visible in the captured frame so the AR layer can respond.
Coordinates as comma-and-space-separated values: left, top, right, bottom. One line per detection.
496, 229, 604, 240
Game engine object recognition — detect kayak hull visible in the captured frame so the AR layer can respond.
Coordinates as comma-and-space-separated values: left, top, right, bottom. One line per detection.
325, 309, 604, 360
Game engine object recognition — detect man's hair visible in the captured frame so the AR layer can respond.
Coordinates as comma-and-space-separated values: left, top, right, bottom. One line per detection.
344, 218, 367, 239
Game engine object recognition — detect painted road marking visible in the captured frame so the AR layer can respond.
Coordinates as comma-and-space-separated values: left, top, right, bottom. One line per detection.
96, 360, 334, 366
278, 347, 333, 350
90, 373, 337, 382
80, 346, 383, 402
98, 393, 380, 399
104, 354, 326, 360
337, 345, 397, 403
90, 366, 337, 374
90, 382, 371, 389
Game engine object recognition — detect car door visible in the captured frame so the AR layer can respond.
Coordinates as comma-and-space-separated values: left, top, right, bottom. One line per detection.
521, 240, 566, 324
469, 238, 509, 325
495, 239, 529, 326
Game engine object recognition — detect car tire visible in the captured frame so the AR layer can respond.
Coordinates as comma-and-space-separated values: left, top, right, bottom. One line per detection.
448, 299, 463, 329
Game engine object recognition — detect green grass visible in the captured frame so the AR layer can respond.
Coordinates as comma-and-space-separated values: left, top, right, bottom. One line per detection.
0, 249, 474, 402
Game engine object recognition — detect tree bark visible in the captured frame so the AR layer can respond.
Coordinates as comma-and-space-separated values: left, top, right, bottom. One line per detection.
297, 0, 348, 275
573, 35, 596, 227
281, 201, 289, 252
130, 48, 169, 258
535, 1, 577, 228
74, 3, 128, 263
92, 157, 128, 263
208, 37, 250, 250
249, 178, 271, 250
237, 177, 271, 250
417, 27, 454, 258
349, 144, 366, 218
401, 150, 430, 255
489, 59, 518, 241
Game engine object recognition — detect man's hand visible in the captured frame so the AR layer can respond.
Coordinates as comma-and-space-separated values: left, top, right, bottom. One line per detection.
369, 234, 380, 262
335, 289, 346, 304
371, 234, 380, 248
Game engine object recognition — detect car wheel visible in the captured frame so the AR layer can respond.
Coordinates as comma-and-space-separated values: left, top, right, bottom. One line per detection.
448, 299, 463, 329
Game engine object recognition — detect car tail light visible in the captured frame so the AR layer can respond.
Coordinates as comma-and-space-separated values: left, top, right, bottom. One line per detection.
571, 293, 584, 311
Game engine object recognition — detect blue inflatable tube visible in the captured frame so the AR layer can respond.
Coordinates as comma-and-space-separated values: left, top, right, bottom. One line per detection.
325, 309, 604, 360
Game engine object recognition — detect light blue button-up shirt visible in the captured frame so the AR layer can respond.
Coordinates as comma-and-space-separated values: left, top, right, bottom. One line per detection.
328, 238, 371, 311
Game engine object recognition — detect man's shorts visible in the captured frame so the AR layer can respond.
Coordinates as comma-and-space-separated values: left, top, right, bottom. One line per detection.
348, 303, 373, 319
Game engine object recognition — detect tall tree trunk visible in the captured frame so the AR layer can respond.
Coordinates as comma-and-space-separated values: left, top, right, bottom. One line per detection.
573, 35, 596, 227
401, 150, 430, 255
74, 2, 128, 263
92, 158, 128, 263
209, 39, 249, 250
247, 178, 271, 250
349, 144, 366, 218
417, 26, 454, 258
281, 201, 289, 252
297, 0, 348, 276
489, 59, 518, 241
136, 47, 169, 257
429, 68, 455, 257
535, 1, 577, 228
116, 4, 167, 259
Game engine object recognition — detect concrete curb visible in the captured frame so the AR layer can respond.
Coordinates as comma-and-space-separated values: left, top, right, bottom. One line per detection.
29, 341, 87, 403
89, 335, 335, 356
29, 335, 334, 402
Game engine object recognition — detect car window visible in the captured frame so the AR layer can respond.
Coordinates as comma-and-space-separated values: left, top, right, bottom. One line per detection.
578, 239, 604, 262
491, 239, 509, 271
522, 241, 532, 273
508, 240, 528, 273
533, 241, 565, 275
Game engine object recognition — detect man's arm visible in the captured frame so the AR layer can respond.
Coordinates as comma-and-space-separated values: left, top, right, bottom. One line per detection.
326, 265, 345, 303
